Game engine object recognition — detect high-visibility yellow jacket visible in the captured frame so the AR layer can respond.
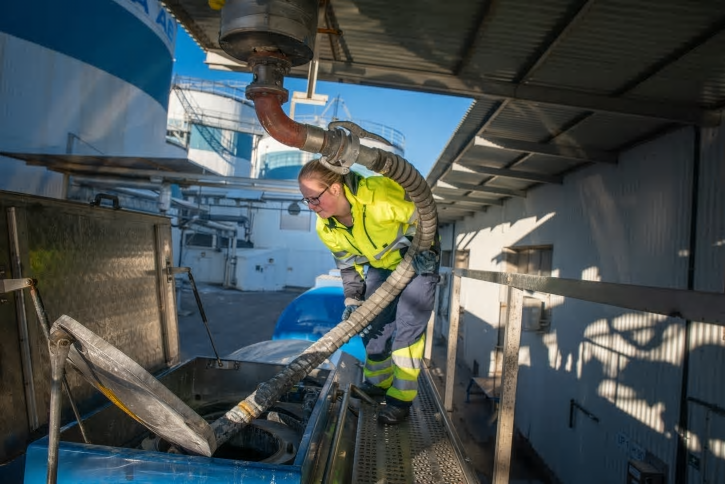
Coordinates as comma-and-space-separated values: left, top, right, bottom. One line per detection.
316, 174, 417, 303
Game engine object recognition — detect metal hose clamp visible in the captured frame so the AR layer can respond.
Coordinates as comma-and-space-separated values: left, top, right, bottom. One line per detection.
319, 127, 361, 174
329, 120, 393, 147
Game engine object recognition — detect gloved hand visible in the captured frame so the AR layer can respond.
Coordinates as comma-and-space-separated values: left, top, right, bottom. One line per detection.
412, 250, 438, 275
341, 305, 359, 321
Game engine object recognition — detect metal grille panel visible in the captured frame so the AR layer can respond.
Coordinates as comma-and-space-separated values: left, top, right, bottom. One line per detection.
352, 375, 471, 484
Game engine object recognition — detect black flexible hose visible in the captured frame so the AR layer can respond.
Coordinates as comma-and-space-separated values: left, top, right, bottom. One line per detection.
209, 144, 437, 447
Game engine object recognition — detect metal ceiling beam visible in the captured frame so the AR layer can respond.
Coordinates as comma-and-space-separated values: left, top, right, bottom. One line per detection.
433, 193, 503, 206
441, 181, 527, 198
453, 0, 495, 76
519, 0, 598, 83
454, 163, 563, 184
437, 203, 493, 214
614, 14, 725, 96
428, 101, 510, 185
204, 52, 721, 126
433, 192, 503, 206
474, 135, 618, 164
437, 206, 474, 218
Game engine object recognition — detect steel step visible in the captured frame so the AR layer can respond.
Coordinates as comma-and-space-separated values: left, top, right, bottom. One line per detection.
351, 370, 477, 484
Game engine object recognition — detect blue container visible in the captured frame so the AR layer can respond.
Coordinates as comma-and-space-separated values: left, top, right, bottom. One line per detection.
24, 441, 301, 484
272, 286, 366, 363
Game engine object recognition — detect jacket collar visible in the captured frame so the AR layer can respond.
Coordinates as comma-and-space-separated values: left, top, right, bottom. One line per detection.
325, 173, 365, 230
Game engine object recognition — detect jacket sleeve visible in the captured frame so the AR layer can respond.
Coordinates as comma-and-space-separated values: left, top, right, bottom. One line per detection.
339, 265, 365, 305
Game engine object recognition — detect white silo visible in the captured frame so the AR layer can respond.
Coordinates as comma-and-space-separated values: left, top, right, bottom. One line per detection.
167, 76, 265, 177
0, 0, 182, 198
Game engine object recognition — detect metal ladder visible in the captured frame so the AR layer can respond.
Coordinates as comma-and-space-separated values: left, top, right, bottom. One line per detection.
172, 84, 235, 162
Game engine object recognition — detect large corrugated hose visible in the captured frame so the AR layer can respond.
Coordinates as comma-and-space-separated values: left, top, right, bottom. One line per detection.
209, 61, 437, 448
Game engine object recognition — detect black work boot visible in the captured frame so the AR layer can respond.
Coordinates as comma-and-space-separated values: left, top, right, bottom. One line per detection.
358, 381, 387, 397
378, 404, 410, 425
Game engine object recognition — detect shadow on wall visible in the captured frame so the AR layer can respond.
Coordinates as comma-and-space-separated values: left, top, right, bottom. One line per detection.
454, 195, 722, 480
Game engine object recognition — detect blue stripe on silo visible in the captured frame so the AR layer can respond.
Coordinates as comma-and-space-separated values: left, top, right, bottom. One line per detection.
0, 0, 173, 109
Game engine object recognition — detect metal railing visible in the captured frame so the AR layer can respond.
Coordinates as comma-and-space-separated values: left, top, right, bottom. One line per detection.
172, 86, 235, 161
295, 114, 406, 153
173, 75, 250, 104
430, 268, 725, 484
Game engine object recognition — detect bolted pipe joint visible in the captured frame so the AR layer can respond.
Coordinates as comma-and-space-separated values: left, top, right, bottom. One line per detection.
245, 53, 291, 104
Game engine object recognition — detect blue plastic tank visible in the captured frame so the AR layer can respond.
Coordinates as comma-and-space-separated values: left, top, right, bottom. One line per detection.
272, 286, 366, 363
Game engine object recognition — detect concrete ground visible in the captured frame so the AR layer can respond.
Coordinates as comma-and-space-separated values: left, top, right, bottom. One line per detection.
176, 283, 557, 484
176, 282, 306, 361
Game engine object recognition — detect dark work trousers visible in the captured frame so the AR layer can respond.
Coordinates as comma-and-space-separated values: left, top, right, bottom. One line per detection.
361, 267, 438, 407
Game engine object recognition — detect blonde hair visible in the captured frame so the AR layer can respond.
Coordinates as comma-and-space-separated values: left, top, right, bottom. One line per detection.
298, 159, 344, 188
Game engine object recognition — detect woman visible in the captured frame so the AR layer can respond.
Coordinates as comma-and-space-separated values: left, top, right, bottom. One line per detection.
298, 159, 439, 425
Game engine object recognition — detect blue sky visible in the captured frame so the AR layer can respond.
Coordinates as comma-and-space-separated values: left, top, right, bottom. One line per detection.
172, 29, 472, 177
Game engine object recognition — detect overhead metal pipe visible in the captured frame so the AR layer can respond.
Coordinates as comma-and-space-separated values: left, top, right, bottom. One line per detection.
207, 0, 438, 448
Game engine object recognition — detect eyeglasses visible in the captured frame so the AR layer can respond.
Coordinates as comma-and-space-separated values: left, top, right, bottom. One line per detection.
301, 186, 330, 206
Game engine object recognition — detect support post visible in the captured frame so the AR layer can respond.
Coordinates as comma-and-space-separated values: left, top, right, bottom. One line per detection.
47, 330, 73, 484
444, 273, 462, 412
7, 207, 39, 430
424, 284, 440, 364
492, 287, 524, 484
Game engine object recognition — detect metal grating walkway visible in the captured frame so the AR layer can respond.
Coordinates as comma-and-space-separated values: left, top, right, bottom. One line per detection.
352, 372, 476, 484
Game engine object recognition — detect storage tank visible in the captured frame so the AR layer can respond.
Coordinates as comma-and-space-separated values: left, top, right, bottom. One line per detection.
0, 0, 181, 197
167, 76, 265, 177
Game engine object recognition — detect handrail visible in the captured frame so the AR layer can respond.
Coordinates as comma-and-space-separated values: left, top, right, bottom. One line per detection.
454, 268, 725, 326
172, 86, 235, 162
294, 114, 406, 152
440, 268, 725, 483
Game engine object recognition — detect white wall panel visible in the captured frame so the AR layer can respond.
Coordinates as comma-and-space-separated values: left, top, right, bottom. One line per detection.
250, 202, 335, 288
685, 122, 725, 484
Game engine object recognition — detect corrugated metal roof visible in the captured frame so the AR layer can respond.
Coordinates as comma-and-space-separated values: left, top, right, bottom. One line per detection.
462, 0, 575, 81
166, 0, 725, 223
529, 1, 724, 92
487, 101, 584, 141
630, 32, 725, 106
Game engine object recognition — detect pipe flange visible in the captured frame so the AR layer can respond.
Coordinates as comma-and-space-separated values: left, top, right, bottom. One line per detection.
319, 128, 360, 174
246, 53, 291, 103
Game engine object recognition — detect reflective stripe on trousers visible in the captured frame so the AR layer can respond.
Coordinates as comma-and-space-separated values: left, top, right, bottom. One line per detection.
361, 267, 437, 405
363, 356, 393, 387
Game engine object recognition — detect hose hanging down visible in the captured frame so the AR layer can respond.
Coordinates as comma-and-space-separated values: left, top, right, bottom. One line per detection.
208, 54, 438, 449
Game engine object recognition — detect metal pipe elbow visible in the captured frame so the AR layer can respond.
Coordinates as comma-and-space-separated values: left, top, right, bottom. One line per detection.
252, 94, 325, 153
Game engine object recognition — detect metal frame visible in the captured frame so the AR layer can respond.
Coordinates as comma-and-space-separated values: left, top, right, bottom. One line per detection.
473, 135, 618, 164
422, 6, 725, 219
6, 207, 39, 431
204, 53, 721, 126
438, 268, 725, 484
442, 181, 527, 199
433, 193, 504, 206
453, 163, 564, 185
